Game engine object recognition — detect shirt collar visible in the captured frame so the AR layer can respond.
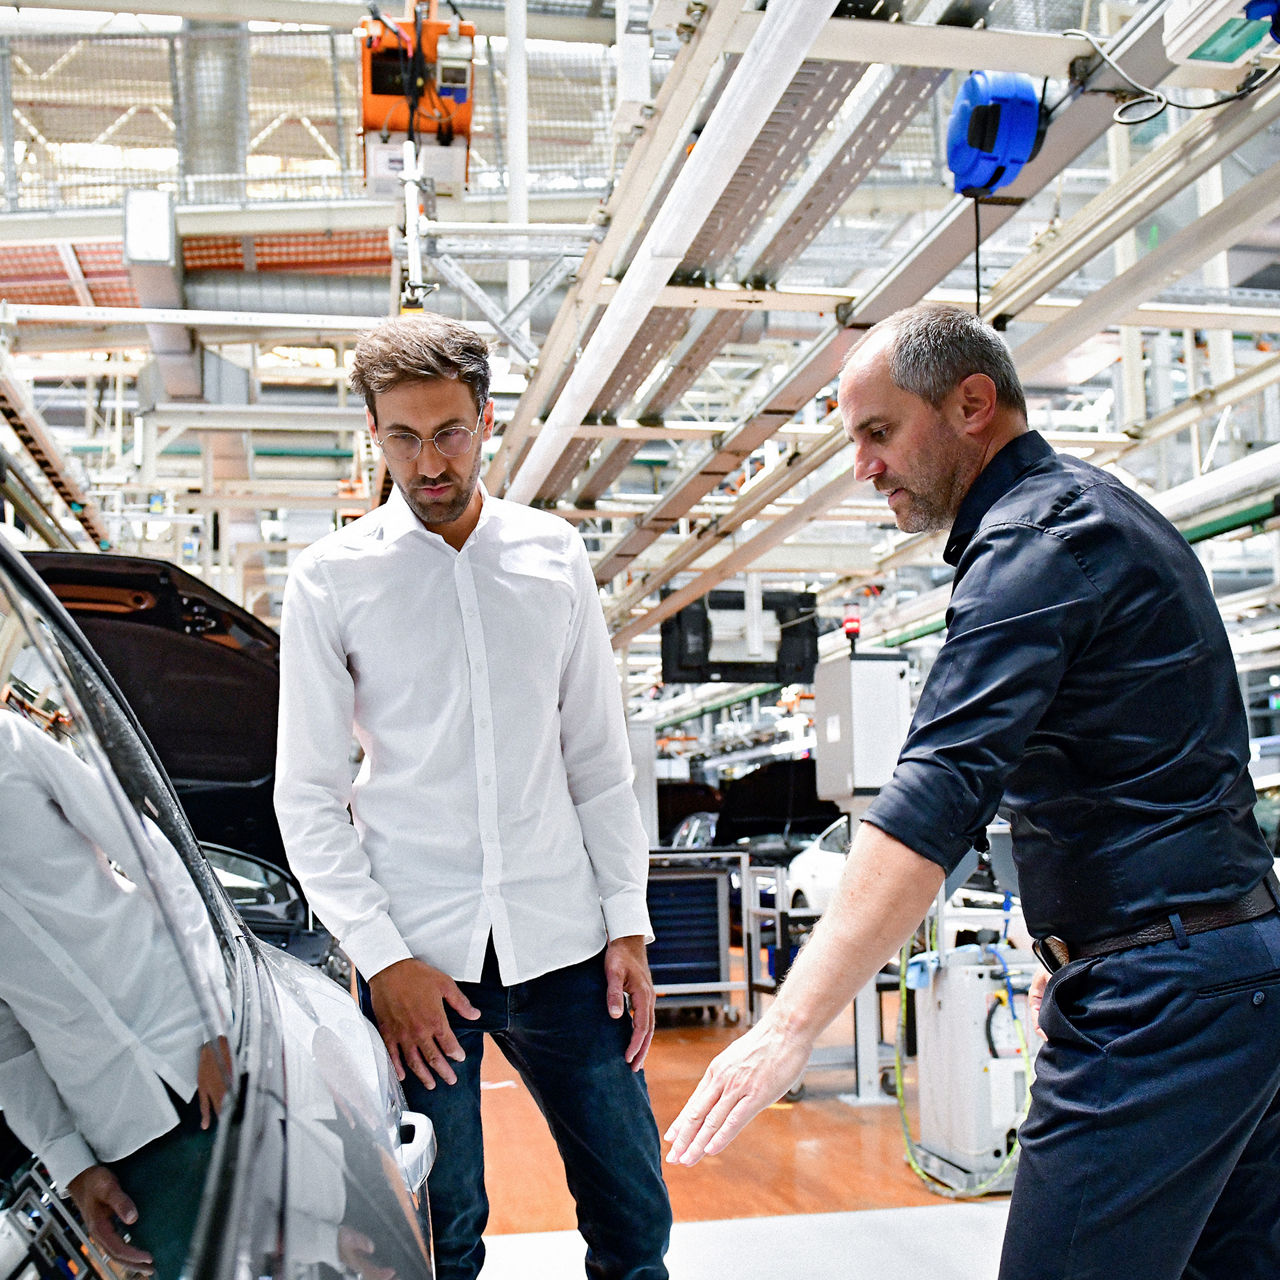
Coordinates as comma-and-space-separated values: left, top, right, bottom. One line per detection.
381, 481, 492, 547
943, 430, 1053, 566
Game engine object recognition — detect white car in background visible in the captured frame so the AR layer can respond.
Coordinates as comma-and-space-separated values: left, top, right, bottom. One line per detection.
784, 814, 851, 913
783, 815, 1026, 918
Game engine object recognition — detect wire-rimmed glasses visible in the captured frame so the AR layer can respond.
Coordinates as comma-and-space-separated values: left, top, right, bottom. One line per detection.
377, 413, 483, 462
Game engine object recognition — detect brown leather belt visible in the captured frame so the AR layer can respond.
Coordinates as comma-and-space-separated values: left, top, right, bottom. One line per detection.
1033, 871, 1280, 974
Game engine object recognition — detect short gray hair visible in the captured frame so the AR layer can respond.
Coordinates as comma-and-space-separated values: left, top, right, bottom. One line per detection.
861, 303, 1027, 418
350, 313, 491, 421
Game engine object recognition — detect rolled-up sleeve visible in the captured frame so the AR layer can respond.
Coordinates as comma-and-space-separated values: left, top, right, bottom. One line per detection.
275, 554, 412, 979
864, 522, 1102, 871
558, 540, 653, 943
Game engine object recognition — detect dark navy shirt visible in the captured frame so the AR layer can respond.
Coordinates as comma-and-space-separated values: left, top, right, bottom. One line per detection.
863, 430, 1273, 944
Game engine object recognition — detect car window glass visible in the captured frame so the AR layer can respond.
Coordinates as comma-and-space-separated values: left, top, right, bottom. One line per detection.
0, 561, 235, 1231
820, 817, 851, 853
203, 843, 293, 908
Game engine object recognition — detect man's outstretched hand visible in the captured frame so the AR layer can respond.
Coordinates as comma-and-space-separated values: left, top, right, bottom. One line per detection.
663, 1014, 812, 1166
665, 823, 945, 1166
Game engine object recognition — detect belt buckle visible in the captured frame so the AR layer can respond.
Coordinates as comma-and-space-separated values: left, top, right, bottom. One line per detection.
1033, 935, 1070, 974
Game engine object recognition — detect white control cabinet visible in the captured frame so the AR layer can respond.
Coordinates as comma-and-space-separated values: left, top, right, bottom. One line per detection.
814, 652, 911, 808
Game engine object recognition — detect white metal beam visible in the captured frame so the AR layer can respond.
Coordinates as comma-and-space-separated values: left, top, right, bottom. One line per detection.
146, 403, 365, 432
488, 0, 747, 488
1013, 161, 1280, 379
985, 71, 1280, 327
725, 13, 1093, 77
0, 1, 614, 43
1, 303, 378, 334
0, 199, 398, 245
506, 0, 845, 504
1122, 351, 1280, 455
610, 456, 866, 649
604, 417, 855, 624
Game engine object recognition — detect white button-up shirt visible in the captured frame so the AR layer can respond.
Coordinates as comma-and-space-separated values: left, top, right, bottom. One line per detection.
274, 487, 652, 985
0, 713, 227, 1188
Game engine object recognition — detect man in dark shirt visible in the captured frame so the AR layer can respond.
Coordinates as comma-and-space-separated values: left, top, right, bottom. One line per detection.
665, 303, 1280, 1279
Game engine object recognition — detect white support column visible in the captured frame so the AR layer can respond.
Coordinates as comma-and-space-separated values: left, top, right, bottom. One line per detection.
140, 413, 158, 487
505, 0, 530, 356
1106, 116, 1145, 430
1197, 163, 1237, 391
113, 354, 126, 466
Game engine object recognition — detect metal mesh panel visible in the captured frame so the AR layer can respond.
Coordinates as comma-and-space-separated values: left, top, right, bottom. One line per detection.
466, 0, 617, 14
985, 0, 1105, 35
864, 75, 952, 191
1, 29, 361, 212
469, 39, 617, 198
242, 30, 361, 203
5, 34, 177, 210
896, 0, 1103, 32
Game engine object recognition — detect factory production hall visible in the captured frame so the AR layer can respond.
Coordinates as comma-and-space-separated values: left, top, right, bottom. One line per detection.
1, 1, 1280, 1278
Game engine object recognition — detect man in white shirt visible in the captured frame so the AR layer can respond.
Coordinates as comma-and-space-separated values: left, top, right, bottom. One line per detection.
0, 710, 230, 1277
274, 313, 671, 1280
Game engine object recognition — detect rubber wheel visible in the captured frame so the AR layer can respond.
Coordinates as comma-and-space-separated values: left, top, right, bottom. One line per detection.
784, 1082, 806, 1102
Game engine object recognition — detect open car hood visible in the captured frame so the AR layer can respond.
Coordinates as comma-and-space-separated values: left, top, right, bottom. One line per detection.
713, 757, 841, 848
24, 552, 284, 864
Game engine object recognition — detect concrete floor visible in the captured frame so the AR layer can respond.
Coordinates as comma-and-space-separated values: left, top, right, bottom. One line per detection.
474, 995, 1016, 1277
482, 1202, 1011, 1279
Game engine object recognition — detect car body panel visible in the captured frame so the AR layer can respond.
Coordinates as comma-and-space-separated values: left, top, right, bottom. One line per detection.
0, 539, 432, 1278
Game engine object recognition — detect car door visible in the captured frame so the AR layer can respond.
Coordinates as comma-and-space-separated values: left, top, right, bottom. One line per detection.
0, 542, 433, 1280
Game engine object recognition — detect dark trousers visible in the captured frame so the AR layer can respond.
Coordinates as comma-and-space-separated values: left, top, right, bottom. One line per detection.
395, 943, 671, 1280
1000, 911, 1280, 1280
110, 1088, 215, 1280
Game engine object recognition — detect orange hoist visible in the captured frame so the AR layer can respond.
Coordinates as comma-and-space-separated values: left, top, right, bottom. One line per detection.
359, 1, 476, 199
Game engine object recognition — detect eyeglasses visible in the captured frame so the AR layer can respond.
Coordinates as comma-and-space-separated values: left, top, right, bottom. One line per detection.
377, 414, 483, 462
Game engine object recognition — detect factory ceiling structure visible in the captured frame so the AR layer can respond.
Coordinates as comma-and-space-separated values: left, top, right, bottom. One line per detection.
1, 0, 1280, 713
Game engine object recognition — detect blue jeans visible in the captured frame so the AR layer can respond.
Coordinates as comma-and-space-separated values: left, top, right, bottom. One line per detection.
1000, 911, 1280, 1280
397, 943, 671, 1280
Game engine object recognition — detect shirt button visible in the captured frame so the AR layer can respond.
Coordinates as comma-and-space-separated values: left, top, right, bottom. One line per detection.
481, 775, 492, 787
1254, 991, 1267, 1007
478, 717, 489, 729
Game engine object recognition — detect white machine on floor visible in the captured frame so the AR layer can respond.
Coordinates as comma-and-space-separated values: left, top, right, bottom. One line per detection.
914, 947, 1041, 1193
912, 824, 1041, 1194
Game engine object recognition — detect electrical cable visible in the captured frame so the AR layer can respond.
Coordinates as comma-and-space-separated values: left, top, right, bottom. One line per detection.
973, 197, 981, 318
1064, 27, 1280, 124
984, 990, 1006, 1058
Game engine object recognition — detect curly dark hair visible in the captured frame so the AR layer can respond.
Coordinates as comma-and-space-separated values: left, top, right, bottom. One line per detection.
349, 313, 491, 422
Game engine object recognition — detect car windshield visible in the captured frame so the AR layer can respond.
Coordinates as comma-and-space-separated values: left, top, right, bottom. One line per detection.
818, 817, 851, 853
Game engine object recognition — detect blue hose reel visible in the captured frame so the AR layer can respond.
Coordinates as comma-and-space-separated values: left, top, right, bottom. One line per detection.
1244, 0, 1280, 42
946, 71, 1046, 198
